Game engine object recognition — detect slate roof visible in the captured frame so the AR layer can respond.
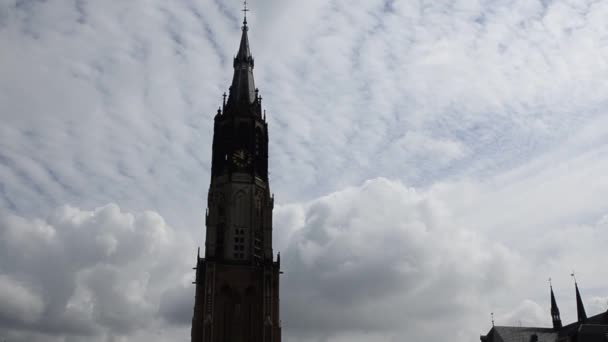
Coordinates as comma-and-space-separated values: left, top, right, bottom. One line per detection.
578, 325, 608, 342
482, 326, 557, 342
558, 312, 608, 339
481, 311, 608, 342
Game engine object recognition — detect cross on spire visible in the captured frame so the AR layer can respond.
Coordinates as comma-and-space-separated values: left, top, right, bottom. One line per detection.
242, 1, 250, 25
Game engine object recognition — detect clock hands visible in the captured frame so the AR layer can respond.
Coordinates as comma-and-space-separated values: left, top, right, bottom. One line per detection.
232, 149, 250, 167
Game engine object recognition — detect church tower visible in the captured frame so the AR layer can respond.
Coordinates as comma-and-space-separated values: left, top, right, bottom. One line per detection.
191, 8, 282, 342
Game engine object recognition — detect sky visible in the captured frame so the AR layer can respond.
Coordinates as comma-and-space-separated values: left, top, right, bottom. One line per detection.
1, 0, 608, 341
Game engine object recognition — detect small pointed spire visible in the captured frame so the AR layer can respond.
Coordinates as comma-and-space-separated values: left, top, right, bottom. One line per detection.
226, 0, 256, 110
491, 312, 495, 327
572, 272, 587, 322
236, 13, 252, 61
236, 1, 252, 62
550, 278, 562, 329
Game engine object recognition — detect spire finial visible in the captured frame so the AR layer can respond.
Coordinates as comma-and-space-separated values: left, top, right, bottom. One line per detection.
549, 277, 553, 288
491, 312, 495, 327
571, 271, 577, 284
242, 1, 250, 27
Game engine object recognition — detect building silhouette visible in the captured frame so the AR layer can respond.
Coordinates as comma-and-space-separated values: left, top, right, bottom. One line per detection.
481, 281, 608, 342
190, 12, 281, 342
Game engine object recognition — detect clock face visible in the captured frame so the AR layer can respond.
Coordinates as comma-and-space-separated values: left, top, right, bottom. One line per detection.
232, 149, 251, 168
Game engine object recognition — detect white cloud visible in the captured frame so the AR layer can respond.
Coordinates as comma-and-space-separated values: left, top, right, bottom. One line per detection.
276, 178, 521, 340
0, 204, 195, 342
3, 0, 608, 221
499, 300, 547, 328
1, 0, 608, 341
274, 177, 608, 341
0, 275, 45, 324
1, 175, 607, 341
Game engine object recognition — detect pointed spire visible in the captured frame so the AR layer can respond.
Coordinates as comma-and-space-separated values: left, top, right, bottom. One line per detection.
226, 1, 256, 109
572, 273, 587, 322
549, 278, 562, 329
236, 15, 252, 62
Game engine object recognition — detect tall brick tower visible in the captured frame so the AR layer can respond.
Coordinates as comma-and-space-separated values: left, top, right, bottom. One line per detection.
190, 7, 281, 342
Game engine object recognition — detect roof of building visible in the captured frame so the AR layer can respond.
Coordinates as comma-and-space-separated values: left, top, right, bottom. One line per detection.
482, 326, 557, 342
558, 311, 608, 339
481, 311, 608, 342
578, 324, 608, 342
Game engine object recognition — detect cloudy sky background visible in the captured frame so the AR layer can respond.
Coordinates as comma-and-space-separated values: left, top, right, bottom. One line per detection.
1, 0, 608, 341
